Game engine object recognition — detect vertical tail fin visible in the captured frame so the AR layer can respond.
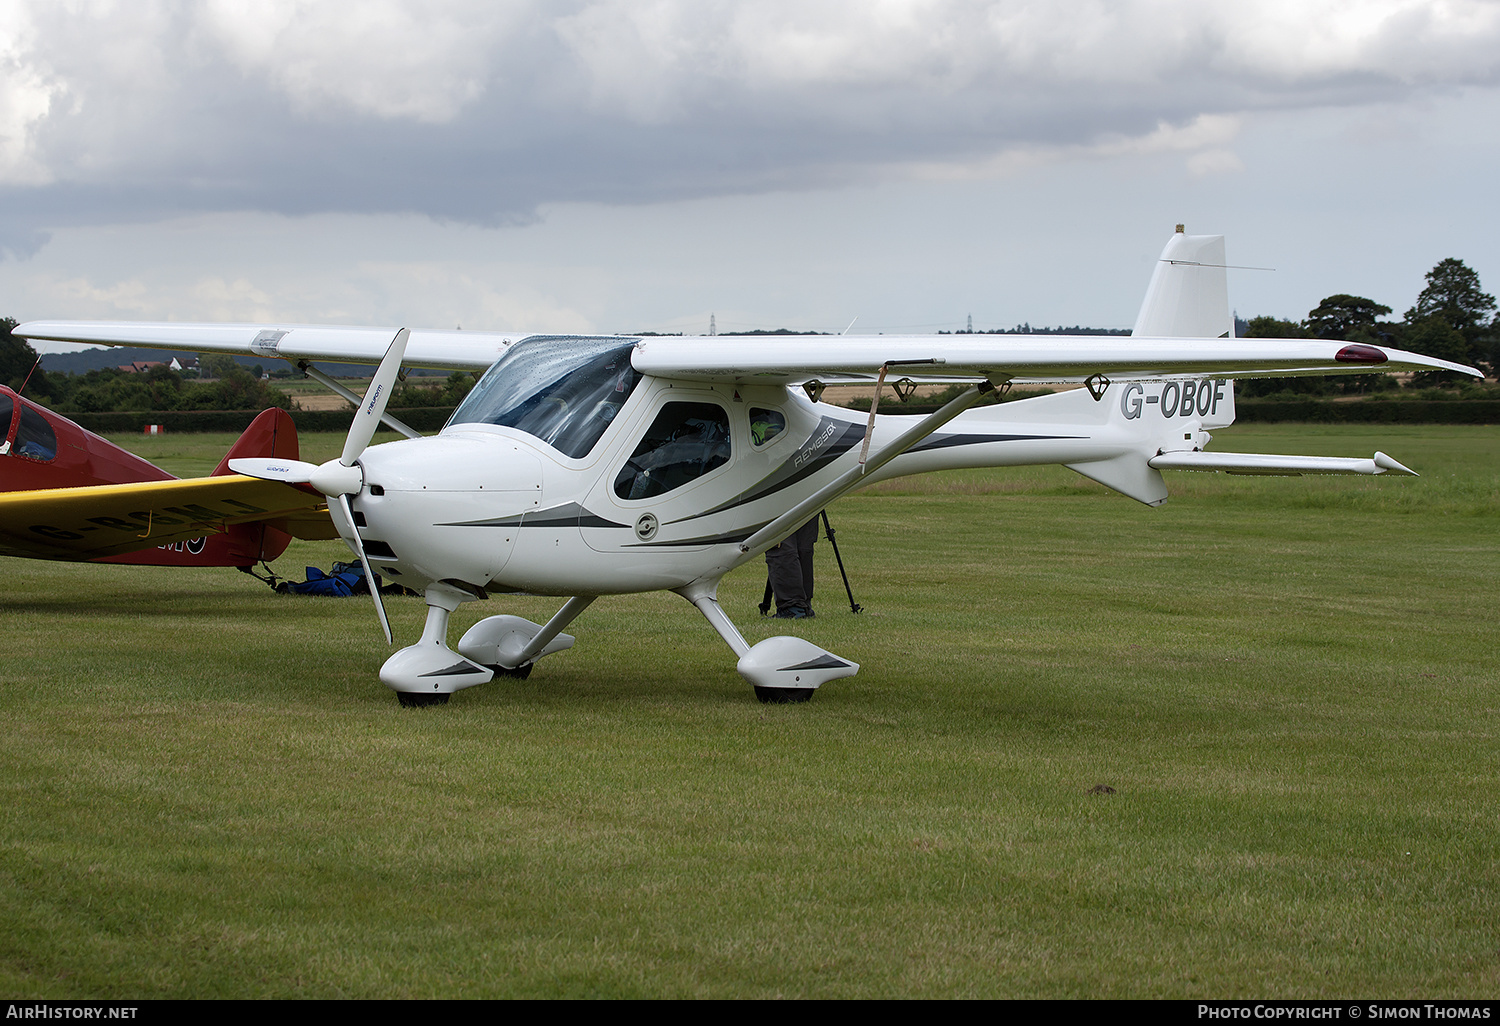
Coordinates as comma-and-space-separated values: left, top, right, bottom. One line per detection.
1132, 227, 1232, 339
213, 408, 299, 476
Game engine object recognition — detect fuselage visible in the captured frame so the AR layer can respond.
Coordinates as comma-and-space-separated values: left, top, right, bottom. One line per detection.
348, 363, 1220, 597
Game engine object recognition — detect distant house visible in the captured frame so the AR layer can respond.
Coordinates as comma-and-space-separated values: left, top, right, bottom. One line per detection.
116, 357, 198, 374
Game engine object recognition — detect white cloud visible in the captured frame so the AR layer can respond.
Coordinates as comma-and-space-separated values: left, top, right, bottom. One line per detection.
30, 274, 154, 315
0, 0, 1496, 244
1221, 0, 1500, 83
902, 113, 1245, 180
554, 1, 1500, 109
190, 275, 279, 322
0, 1, 65, 185
194, 0, 525, 123
348, 261, 595, 332
1186, 148, 1245, 176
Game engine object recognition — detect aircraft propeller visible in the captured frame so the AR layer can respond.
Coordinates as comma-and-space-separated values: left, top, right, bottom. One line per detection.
230, 327, 411, 644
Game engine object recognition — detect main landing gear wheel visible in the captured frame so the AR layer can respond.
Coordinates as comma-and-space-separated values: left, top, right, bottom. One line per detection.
754, 686, 814, 704
397, 692, 451, 708
493, 663, 533, 680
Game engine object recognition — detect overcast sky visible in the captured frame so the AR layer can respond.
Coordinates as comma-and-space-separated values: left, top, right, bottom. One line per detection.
2, 0, 1497, 344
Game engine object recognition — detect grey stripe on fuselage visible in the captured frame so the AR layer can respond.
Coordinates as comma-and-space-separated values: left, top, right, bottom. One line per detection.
442, 427, 1079, 538
909, 431, 1081, 452
440, 502, 629, 531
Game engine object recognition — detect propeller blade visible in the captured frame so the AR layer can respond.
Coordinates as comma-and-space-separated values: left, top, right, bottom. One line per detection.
342, 327, 410, 468
227, 458, 318, 483
337, 493, 392, 645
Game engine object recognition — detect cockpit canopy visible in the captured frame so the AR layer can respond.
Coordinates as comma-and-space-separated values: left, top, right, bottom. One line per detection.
446, 336, 641, 458
0, 387, 58, 462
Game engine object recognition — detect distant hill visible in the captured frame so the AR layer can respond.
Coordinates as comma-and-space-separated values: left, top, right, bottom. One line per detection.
38, 347, 440, 378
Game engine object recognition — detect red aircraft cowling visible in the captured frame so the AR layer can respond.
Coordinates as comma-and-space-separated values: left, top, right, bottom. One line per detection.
0, 387, 299, 567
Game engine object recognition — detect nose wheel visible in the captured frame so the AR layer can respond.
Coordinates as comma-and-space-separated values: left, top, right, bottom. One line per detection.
754, 685, 814, 704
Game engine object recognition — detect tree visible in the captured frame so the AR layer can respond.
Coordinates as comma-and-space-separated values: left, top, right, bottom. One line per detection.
0, 318, 39, 388
197, 353, 241, 380
1405, 259, 1496, 375
1237, 316, 1331, 397
1306, 295, 1392, 341
1240, 316, 1305, 339
1403, 316, 1471, 386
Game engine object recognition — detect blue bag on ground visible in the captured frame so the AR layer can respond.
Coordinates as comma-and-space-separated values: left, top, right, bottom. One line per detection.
277, 561, 367, 596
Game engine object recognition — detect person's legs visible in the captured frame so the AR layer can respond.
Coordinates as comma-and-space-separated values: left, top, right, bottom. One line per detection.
793, 517, 819, 615
765, 539, 808, 617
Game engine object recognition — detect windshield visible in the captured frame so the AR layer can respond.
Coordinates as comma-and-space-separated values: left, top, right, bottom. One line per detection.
447, 336, 641, 459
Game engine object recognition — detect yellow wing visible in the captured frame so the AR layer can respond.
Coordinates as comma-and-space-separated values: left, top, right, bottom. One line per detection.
0, 475, 335, 560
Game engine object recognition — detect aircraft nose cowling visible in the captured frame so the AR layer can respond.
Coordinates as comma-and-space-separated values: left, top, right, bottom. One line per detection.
351, 435, 544, 586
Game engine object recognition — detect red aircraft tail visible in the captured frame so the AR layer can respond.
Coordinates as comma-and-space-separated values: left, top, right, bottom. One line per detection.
212, 407, 299, 476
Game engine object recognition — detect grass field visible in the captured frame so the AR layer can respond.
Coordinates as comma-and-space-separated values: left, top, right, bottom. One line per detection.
1, 424, 1496, 998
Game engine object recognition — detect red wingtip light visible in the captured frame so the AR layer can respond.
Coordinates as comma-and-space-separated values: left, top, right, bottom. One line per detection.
1335, 344, 1387, 364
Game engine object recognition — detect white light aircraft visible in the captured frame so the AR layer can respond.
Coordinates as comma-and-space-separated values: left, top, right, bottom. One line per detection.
14, 228, 1480, 706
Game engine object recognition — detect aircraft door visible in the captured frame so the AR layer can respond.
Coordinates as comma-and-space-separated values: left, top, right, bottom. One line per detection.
583, 396, 736, 555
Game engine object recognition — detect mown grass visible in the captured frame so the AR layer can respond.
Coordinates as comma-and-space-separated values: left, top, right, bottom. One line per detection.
0, 425, 1496, 997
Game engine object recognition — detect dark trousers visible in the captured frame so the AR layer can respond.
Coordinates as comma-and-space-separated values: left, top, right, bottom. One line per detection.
766, 517, 818, 615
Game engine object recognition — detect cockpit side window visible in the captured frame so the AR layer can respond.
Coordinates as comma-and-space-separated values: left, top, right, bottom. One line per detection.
13, 405, 57, 462
749, 407, 785, 447
447, 336, 641, 459
614, 402, 731, 500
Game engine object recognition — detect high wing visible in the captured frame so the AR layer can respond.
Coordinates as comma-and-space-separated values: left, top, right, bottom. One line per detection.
16, 322, 1479, 384
0, 475, 332, 561
629, 335, 1479, 385
15, 322, 520, 372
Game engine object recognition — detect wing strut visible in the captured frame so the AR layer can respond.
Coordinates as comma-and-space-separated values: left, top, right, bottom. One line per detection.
858, 358, 947, 471
857, 362, 891, 468
296, 361, 422, 439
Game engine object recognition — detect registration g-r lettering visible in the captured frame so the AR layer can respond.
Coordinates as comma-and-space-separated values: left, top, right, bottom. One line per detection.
1121, 379, 1225, 420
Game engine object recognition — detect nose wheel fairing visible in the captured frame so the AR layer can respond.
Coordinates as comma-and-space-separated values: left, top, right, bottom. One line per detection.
382, 589, 595, 703
380, 583, 494, 698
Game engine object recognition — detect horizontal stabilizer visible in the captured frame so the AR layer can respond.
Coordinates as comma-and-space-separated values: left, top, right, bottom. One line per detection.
1148, 450, 1417, 477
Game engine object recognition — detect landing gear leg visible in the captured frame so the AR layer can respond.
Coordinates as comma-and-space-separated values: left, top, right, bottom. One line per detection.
457, 596, 595, 675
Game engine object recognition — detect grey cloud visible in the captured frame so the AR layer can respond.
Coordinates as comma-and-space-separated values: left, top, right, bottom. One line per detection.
2, 0, 1498, 256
